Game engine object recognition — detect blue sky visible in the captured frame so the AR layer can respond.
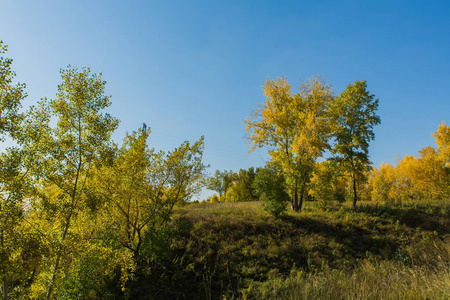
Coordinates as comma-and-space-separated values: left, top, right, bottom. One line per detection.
2, 1, 450, 199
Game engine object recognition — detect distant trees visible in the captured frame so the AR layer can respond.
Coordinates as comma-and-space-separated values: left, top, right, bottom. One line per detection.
206, 168, 259, 203
368, 123, 450, 203
309, 160, 347, 204
206, 170, 234, 201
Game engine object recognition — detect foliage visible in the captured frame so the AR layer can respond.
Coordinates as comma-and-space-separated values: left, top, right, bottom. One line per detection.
226, 168, 259, 203
245, 76, 333, 211
369, 163, 398, 203
0, 40, 26, 141
206, 170, 234, 201
309, 160, 347, 204
331, 80, 380, 208
433, 121, 450, 164
368, 122, 450, 203
25, 66, 119, 299
252, 163, 289, 217
91, 128, 206, 261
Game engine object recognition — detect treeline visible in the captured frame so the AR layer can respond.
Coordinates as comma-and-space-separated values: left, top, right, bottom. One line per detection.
213, 76, 449, 217
245, 76, 380, 213
0, 42, 206, 299
205, 168, 259, 203
368, 122, 450, 203
311, 120, 450, 205
207, 120, 450, 216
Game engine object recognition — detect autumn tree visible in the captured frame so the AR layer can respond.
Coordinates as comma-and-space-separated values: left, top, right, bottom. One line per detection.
309, 160, 347, 204
245, 76, 333, 211
91, 128, 206, 261
433, 122, 450, 165
368, 162, 399, 203
331, 80, 380, 208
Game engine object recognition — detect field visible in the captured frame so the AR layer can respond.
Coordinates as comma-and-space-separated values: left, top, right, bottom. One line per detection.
131, 200, 450, 299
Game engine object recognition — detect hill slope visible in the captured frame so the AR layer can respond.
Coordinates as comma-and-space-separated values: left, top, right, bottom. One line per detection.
131, 201, 450, 299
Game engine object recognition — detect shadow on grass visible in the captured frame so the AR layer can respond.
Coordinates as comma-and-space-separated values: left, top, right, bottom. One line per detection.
280, 213, 399, 263
354, 204, 450, 234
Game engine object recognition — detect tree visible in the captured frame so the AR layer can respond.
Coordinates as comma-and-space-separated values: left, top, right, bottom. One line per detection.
0, 41, 26, 141
309, 160, 347, 204
368, 162, 398, 203
245, 76, 333, 211
433, 122, 450, 164
0, 41, 30, 300
331, 80, 380, 208
25, 66, 119, 299
91, 129, 206, 261
206, 170, 234, 202
223, 168, 259, 202
253, 162, 290, 217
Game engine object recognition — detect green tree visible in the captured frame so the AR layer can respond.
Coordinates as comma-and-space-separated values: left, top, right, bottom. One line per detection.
331, 80, 380, 208
25, 66, 119, 299
0, 41, 26, 141
0, 41, 32, 300
245, 76, 333, 211
253, 162, 290, 217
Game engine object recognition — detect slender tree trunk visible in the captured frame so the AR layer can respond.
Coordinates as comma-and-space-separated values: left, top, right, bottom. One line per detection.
46, 214, 72, 300
352, 174, 358, 208
291, 182, 299, 212
2, 280, 7, 300
47, 164, 82, 299
299, 193, 304, 212
1, 202, 7, 300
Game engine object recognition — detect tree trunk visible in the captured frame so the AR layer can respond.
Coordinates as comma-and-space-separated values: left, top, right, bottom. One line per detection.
46, 216, 71, 300
2, 280, 7, 300
352, 174, 358, 209
1, 202, 7, 300
299, 193, 304, 212
47, 163, 82, 299
291, 187, 299, 212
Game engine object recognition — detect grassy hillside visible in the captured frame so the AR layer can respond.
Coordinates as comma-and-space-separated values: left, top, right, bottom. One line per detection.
132, 201, 450, 299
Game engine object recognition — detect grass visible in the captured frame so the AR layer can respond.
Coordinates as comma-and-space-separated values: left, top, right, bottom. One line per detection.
136, 200, 450, 299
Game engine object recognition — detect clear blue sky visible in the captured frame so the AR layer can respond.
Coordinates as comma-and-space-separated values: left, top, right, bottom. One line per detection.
2, 1, 450, 199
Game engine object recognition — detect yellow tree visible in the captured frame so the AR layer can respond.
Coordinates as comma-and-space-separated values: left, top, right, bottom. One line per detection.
91, 128, 206, 261
433, 122, 450, 196
412, 146, 448, 199
369, 162, 398, 203
245, 76, 333, 211
433, 122, 450, 164
309, 160, 347, 204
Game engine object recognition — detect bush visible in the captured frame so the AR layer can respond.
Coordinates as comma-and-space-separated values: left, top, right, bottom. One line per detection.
252, 163, 290, 217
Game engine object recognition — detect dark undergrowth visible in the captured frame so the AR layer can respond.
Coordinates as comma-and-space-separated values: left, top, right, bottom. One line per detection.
123, 201, 450, 299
